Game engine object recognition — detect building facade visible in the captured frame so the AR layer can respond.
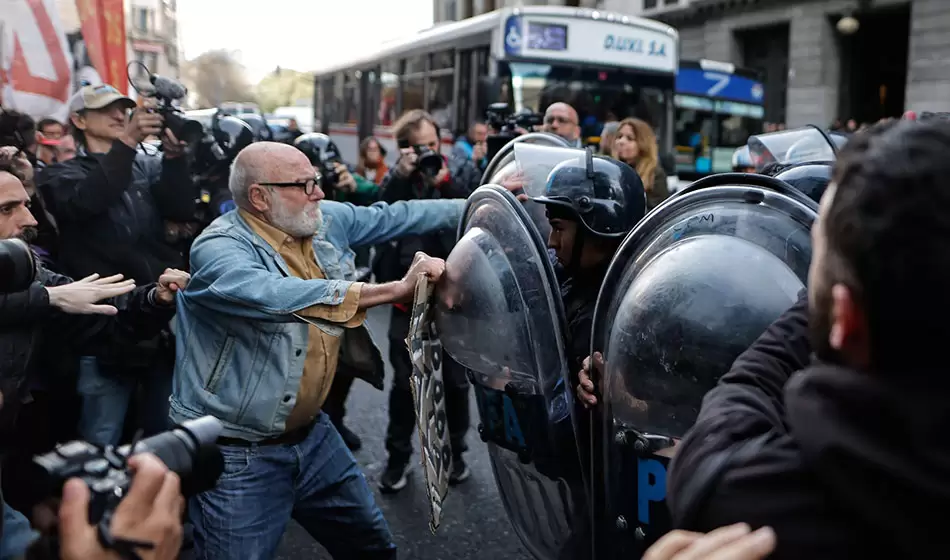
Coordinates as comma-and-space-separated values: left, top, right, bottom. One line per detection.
434, 0, 950, 127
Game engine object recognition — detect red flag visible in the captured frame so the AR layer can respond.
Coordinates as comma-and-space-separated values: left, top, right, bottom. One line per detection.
75, 0, 128, 93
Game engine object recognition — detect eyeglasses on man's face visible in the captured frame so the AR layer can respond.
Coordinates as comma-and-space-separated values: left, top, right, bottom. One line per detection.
257, 174, 323, 196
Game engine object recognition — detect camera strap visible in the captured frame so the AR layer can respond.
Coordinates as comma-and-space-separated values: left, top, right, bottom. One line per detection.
97, 514, 156, 560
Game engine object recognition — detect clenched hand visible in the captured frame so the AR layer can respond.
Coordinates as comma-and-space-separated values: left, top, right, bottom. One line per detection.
154, 268, 190, 305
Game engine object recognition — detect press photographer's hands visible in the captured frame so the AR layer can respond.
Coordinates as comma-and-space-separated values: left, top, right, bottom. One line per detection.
395, 148, 419, 178
58, 453, 184, 560
120, 109, 163, 148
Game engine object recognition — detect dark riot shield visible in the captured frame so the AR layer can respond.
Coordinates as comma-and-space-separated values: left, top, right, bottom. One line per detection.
433, 184, 586, 560
590, 173, 819, 559
482, 132, 571, 241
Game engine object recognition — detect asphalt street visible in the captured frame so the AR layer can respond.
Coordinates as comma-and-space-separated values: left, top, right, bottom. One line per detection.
269, 304, 533, 560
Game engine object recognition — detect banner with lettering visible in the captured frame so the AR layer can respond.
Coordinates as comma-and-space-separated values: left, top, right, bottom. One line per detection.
0, 0, 75, 122
405, 274, 453, 533
75, 0, 127, 93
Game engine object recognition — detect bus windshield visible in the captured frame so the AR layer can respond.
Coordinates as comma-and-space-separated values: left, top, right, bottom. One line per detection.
674, 95, 764, 174
502, 62, 671, 149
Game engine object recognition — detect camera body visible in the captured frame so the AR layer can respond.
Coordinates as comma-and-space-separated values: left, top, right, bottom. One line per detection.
317, 153, 343, 189
484, 103, 543, 163
147, 74, 204, 145
32, 416, 224, 525
410, 144, 444, 178
485, 102, 543, 136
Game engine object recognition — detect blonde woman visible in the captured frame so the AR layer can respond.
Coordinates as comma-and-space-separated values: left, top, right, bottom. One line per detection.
613, 117, 670, 211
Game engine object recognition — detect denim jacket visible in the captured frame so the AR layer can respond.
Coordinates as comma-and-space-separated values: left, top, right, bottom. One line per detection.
170, 198, 464, 440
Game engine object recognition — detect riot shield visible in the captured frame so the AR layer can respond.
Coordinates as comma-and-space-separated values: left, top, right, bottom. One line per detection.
433, 184, 585, 560
481, 132, 571, 240
590, 173, 818, 559
747, 125, 838, 172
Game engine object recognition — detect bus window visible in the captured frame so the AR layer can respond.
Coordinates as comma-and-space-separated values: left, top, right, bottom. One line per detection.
380, 69, 399, 126
673, 95, 715, 174
504, 62, 671, 148
403, 76, 425, 112
712, 101, 764, 172
332, 73, 345, 124
429, 52, 454, 133
344, 71, 360, 125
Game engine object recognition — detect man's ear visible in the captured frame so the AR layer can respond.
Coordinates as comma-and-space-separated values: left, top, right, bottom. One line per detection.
248, 184, 270, 213
69, 112, 85, 131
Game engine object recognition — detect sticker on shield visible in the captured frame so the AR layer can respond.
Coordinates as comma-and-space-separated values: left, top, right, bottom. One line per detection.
405, 274, 453, 533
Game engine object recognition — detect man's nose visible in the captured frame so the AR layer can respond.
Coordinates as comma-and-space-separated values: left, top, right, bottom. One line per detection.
310, 185, 325, 202
21, 207, 38, 228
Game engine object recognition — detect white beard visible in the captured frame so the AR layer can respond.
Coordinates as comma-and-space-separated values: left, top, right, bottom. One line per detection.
268, 195, 323, 238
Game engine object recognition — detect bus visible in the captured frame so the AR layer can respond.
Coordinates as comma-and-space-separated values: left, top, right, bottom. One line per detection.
673, 59, 765, 184
312, 6, 679, 167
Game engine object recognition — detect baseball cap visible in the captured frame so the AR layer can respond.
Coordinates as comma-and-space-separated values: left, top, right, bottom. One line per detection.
69, 84, 136, 113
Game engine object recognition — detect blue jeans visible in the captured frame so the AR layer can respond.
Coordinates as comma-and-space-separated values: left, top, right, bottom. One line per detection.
77, 356, 172, 446
189, 412, 396, 560
1, 500, 37, 559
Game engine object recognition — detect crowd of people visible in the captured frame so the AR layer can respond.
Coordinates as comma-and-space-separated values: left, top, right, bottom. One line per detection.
4, 76, 945, 560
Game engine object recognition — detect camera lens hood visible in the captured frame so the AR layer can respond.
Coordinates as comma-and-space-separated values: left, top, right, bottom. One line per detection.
0, 238, 37, 294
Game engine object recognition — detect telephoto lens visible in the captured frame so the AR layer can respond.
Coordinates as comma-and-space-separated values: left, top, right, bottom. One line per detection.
415, 146, 444, 177
118, 416, 224, 496
0, 238, 36, 294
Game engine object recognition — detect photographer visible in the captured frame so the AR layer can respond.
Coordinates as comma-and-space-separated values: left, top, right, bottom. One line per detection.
0, 159, 188, 558
36, 84, 196, 447
294, 133, 380, 207
374, 110, 474, 493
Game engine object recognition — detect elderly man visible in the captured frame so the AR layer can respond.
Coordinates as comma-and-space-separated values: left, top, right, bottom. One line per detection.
543, 102, 581, 147
172, 141, 463, 559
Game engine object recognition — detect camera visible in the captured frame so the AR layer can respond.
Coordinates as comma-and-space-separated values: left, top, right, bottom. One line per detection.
131, 68, 204, 146
484, 103, 544, 162
410, 144, 444, 178
0, 238, 37, 294
396, 137, 443, 179
31, 416, 224, 525
486, 102, 543, 135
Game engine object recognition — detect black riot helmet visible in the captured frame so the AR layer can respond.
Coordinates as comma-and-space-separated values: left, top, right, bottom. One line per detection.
294, 133, 341, 167
533, 150, 647, 239
212, 116, 253, 160
239, 113, 274, 142
773, 163, 833, 204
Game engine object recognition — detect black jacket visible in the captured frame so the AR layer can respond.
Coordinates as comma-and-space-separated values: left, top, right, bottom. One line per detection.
668, 291, 950, 558
0, 266, 175, 438
37, 140, 196, 284
374, 168, 473, 282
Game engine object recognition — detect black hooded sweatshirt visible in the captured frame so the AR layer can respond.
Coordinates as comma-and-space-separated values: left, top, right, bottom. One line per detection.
668, 291, 950, 558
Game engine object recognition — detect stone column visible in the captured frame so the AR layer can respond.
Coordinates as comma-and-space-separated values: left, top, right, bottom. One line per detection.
905, 0, 950, 112
785, 6, 839, 128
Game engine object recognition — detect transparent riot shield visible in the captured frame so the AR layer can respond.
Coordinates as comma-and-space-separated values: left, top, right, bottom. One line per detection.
482, 132, 571, 241
590, 173, 819, 559
747, 125, 838, 172
433, 184, 585, 560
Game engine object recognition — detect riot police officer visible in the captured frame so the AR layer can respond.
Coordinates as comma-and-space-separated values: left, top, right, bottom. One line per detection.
534, 152, 647, 371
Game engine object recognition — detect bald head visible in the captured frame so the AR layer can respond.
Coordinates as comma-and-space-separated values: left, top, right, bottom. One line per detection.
543, 103, 580, 143
229, 141, 312, 209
